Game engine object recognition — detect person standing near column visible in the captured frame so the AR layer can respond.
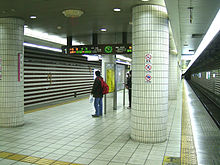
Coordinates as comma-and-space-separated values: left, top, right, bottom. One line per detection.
91, 71, 103, 117
126, 70, 132, 109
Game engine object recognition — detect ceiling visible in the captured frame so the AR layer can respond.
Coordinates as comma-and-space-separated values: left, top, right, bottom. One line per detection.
0, 0, 220, 61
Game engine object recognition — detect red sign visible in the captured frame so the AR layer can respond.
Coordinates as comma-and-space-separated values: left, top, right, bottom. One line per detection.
145, 54, 152, 62
145, 74, 152, 81
145, 64, 152, 71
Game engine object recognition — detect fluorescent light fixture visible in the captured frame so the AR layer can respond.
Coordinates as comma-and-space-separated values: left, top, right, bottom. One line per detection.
23, 42, 62, 52
141, 0, 150, 1
87, 56, 99, 61
113, 8, 121, 12
116, 60, 131, 65
24, 28, 83, 45
24, 28, 66, 45
30, 16, 37, 19
100, 28, 107, 32
24, 25, 28, 28
82, 55, 100, 61
116, 55, 132, 62
184, 9, 220, 74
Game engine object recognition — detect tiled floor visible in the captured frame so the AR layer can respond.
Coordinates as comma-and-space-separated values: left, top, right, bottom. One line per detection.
0, 83, 183, 165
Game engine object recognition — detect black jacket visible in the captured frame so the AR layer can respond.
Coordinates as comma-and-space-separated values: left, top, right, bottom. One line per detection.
91, 76, 103, 98
126, 76, 132, 89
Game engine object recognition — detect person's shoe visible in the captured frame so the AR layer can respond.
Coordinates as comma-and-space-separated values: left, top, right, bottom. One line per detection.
127, 106, 131, 109
92, 114, 99, 117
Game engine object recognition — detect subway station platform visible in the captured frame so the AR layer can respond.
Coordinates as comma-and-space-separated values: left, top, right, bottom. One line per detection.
0, 80, 219, 165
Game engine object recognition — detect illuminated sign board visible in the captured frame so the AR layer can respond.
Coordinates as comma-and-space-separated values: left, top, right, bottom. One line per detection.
62, 44, 132, 55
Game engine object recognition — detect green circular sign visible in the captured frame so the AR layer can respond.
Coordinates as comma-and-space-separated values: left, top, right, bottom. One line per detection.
104, 46, 113, 53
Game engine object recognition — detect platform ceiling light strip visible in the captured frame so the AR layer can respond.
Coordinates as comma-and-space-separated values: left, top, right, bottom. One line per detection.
116, 55, 132, 62
23, 42, 62, 52
24, 28, 83, 45
184, 9, 220, 74
116, 60, 131, 65
113, 8, 121, 12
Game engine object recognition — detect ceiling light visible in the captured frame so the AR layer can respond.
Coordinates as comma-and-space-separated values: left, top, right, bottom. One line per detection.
113, 8, 121, 12
24, 25, 28, 28
30, 16, 37, 19
24, 28, 84, 45
23, 42, 62, 52
116, 55, 132, 62
62, 9, 84, 18
57, 26, 62, 30
100, 28, 107, 32
141, 0, 150, 2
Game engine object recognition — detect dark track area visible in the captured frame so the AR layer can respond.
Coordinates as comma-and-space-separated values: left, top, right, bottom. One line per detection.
188, 81, 220, 129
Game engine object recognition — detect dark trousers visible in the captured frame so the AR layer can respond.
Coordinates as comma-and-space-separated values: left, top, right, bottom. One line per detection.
128, 89, 131, 107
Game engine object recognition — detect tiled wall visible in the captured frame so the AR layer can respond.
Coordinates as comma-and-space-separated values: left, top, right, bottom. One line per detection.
131, 5, 169, 143
169, 54, 178, 99
0, 18, 24, 127
24, 47, 101, 109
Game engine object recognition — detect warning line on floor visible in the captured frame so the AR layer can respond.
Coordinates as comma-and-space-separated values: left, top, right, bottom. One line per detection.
0, 151, 82, 165
181, 83, 198, 165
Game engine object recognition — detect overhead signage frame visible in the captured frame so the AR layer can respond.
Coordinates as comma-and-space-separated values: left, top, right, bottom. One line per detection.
62, 44, 132, 55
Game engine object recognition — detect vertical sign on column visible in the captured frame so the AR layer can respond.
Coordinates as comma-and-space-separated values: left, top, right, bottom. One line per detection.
0, 58, 2, 80
18, 53, 24, 82
145, 54, 152, 83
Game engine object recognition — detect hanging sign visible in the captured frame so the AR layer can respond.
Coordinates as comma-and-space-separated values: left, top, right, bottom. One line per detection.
62, 44, 132, 55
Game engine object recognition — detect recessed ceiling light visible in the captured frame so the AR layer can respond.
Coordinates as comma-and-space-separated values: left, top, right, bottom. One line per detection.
141, 0, 150, 2
100, 28, 107, 32
57, 26, 62, 30
113, 8, 121, 12
30, 16, 37, 19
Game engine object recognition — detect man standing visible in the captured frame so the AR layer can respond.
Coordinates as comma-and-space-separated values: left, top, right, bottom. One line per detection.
126, 70, 132, 109
91, 70, 103, 117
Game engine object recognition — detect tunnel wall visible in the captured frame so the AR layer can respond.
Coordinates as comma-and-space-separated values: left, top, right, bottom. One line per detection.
24, 47, 101, 110
190, 69, 220, 106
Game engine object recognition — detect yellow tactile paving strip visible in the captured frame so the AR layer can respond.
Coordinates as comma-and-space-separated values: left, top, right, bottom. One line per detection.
0, 151, 82, 165
181, 84, 198, 165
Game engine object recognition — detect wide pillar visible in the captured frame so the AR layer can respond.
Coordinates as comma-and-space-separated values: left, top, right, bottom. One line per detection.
131, 5, 169, 143
169, 54, 178, 100
0, 18, 24, 127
